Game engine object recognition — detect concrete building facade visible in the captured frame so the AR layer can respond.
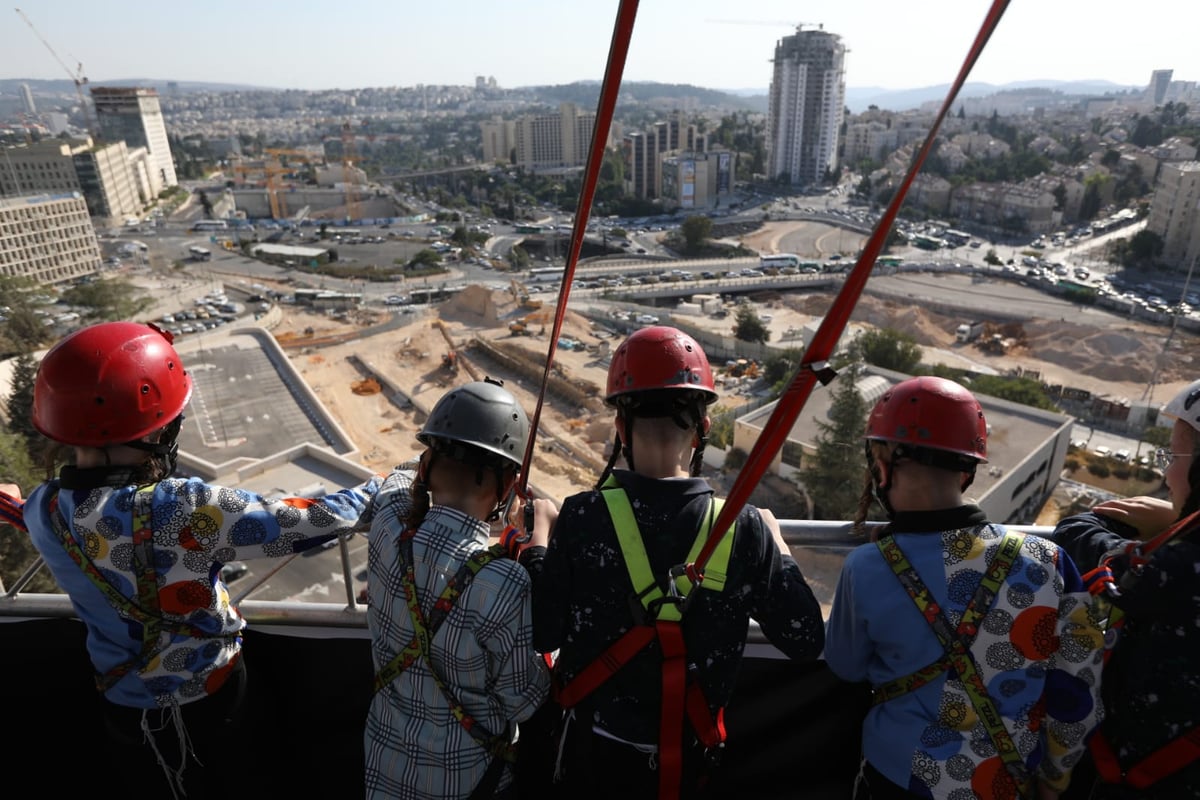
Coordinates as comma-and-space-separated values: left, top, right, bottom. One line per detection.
622, 112, 710, 201
659, 150, 737, 210
1146, 160, 1200, 273
766, 27, 846, 186
91, 86, 178, 189
508, 103, 602, 173
0, 192, 101, 285
0, 139, 151, 222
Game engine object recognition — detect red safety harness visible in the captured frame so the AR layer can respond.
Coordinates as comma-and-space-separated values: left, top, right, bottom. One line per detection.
551, 483, 734, 799
1080, 509, 1200, 789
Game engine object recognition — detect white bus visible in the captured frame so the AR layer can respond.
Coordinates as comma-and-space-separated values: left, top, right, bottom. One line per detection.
190, 220, 228, 232
759, 253, 801, 270
528, 267, 565, 283
188, 246, 212, 261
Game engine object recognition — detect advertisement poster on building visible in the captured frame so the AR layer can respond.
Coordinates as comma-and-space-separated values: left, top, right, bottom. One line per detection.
681, 159, 695, 209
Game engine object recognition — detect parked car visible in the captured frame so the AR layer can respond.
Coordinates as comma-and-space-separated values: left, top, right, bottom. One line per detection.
219, 561, 248, 583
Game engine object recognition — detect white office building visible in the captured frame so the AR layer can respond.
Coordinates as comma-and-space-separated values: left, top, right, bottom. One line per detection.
0, 192, 101, 285
91, 86, 177, 189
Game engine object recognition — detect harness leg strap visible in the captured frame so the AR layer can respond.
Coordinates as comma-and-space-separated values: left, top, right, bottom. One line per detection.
657, 620, 687, 800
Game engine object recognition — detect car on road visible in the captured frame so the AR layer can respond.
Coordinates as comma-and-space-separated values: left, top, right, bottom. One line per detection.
219, 561, 249, 583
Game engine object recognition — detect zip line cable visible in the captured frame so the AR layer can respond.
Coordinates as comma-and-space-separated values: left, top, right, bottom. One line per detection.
685, 0, 1013, 582
516, 0, 640, 514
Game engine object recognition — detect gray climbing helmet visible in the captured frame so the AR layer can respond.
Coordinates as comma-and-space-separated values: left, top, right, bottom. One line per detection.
417, 378, 529, 468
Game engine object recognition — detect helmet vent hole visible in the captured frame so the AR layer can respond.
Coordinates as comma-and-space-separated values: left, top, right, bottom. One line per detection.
140, 384, 150, 395
94, 396, 104, 406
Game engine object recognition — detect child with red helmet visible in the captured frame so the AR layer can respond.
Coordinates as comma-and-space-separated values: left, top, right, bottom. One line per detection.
20, 321, 383, 799
1051, 378, 1200, 798
825, 376, 1105, 800
521, 325, 826, 798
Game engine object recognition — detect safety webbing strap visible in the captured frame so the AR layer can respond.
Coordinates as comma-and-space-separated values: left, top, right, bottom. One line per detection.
683, 0, 1013, 586
518, 0, 640, 496
371, 533, 502, 692
554, 485, 729, 798
388, 528, 516, 763
50, 486, 232, 692
1090, 723, 1200, 789
1084, 508, 1200, 666
0, 489, 27, 531
877, 529, 1031, 797
871, 526, 1017, 707
657, 619, 687, 800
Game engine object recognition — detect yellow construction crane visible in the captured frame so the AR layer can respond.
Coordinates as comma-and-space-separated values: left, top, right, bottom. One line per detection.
15, 7, 97, 139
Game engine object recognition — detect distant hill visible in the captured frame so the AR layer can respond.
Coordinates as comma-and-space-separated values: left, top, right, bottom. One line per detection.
521, 81, 763, 112
844, 79, 1142, 112
3, 77, 1143, 115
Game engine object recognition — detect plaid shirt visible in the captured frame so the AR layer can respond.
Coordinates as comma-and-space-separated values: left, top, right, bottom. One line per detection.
364, 469, 550, 799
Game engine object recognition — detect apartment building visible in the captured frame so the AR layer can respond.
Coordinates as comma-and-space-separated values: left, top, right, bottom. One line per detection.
480, 117, 517, 164
659, 150, 736, 210
504, 103, 605, 173
91, 86, 178, 189
0, 192, 101, 285
622, 111, 710, 200
843, 121, 899, 165
766, 26, 846, 186
0, 139, 151, 222
1146, 160, 1200, 272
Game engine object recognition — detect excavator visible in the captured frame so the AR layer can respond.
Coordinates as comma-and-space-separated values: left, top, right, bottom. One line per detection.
441, 350, 458, 374
509, 277, 544, 311
509, 310, 551, 336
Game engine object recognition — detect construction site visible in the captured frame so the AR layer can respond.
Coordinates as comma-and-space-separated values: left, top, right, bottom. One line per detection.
256, 274, 1200, 509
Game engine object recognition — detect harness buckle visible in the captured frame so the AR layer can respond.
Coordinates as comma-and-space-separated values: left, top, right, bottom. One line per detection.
667, 563, 697, 614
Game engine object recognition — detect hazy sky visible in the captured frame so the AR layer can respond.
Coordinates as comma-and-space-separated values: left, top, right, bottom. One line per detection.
6, 0, 1192, 92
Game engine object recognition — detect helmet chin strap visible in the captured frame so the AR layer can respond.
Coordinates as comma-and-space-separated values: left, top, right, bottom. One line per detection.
124, 415, 184, 478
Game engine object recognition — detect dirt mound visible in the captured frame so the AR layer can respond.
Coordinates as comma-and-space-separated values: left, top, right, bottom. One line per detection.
439, 284, 509, 325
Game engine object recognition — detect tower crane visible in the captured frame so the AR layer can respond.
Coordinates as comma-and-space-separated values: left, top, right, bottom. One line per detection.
15, 7, 97, 139
341, 122, 359, 225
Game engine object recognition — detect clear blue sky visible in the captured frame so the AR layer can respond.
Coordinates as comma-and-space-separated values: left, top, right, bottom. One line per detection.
6, 0, 1192, 92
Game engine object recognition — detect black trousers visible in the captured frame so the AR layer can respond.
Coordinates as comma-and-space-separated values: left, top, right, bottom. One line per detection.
853, 760, 929, 800
100, 659, 248, 800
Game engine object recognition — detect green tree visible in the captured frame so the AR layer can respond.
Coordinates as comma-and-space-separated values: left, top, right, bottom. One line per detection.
968, 375, 1057, 410
707, 405, 734, 449
60, 279, 154, 323
762, 348, 806, 394
732, 305, 769, 344
5, 353, 40, 452
800, 361, 871, 520
408, 249, 442, 268
0, 426, 54, 592
679, 215, 712, 254
851, 328, 922, 373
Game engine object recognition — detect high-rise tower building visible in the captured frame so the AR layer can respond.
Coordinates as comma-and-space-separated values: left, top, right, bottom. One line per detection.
1149, 69, 1174, 106
766, 26, 846, 187
20, 83, 37, 115
90, 86, 177, 188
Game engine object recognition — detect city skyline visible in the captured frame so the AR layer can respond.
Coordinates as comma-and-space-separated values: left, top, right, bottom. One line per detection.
5, 1, 1192, 95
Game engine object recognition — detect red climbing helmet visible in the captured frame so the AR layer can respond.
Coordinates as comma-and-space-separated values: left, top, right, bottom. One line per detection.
865, 376, 988, 463
32, 322, 193, 447
605, 326, 717, 407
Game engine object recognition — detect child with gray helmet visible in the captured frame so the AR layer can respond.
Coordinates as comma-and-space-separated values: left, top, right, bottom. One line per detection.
364, 378, 552, 800
1051, 378, 1200, 799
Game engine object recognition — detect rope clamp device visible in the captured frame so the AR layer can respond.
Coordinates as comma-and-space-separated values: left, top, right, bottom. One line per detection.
803, 360, 838, 386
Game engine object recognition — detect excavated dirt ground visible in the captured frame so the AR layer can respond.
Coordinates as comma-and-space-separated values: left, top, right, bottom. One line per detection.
264, 278, 1195, 508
